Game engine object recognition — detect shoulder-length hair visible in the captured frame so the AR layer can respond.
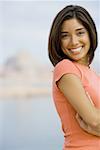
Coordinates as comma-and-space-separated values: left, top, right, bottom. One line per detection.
48, 5, 98, 66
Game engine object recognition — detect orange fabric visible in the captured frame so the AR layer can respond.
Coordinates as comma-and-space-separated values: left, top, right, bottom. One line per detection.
53, 59, 100, 149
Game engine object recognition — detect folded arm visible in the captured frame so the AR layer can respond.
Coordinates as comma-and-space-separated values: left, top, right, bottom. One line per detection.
57, 73, 100, 136
76, 113, 100, 136
76, 92, 100, 136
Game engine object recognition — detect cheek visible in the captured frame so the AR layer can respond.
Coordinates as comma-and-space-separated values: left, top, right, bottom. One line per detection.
60, 42, 67, 54
61, 40, 69, 49
82, 35, 90, 46
86, 39, 90, 49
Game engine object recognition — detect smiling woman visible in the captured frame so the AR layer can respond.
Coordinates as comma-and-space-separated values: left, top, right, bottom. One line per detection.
48, 5, 100, 150
60, 18, 90, 65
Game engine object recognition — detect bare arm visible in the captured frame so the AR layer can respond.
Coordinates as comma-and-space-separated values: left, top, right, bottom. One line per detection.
76, 92, 100, 136
76, 113, 100, 136
57, 74, 100, 131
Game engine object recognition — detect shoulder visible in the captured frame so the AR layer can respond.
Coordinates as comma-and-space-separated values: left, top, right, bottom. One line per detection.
55, 59, 74, 68
53, 59, 82, 81
55, 59, 81, 72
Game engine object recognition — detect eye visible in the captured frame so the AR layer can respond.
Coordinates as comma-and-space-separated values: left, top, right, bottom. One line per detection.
61, 34, 70, 39
77, 31, 85, 36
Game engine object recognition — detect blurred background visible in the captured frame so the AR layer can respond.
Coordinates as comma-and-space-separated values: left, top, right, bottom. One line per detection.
0, 0, 100, 150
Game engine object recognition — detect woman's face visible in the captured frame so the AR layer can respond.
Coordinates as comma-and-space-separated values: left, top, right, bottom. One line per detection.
60, 18, 90, 65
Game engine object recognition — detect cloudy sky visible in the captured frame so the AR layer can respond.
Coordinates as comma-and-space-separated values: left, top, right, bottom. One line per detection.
0, 0, 100, 68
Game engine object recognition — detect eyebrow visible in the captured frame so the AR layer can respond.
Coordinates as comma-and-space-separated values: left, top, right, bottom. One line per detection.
76, 27, 85, 31
61, 27, 85, 33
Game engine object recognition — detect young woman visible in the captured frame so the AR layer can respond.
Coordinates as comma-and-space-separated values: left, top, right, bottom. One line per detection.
48, 5, 100, 150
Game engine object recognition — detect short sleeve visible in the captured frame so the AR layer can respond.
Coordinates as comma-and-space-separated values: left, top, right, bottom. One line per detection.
53, 59, 82, 83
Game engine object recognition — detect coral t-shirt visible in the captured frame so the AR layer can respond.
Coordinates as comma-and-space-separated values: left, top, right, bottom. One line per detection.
53, 59, 100, 150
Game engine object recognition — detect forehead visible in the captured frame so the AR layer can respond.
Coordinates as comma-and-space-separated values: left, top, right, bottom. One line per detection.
61, 18, 85, 31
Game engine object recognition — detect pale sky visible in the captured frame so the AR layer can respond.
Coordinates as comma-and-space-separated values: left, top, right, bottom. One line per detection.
0, 0, 100, 69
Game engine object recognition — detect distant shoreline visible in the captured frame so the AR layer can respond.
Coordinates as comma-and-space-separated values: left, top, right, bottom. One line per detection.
0, 86, 51, 99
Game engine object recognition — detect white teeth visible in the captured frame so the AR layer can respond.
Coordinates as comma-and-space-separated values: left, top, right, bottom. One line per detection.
70, 47, 82, 52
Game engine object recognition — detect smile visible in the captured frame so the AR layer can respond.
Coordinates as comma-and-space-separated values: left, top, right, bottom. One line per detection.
69, 47, 83, 53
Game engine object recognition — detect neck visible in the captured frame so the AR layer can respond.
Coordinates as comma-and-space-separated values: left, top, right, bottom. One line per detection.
75, 56, 90, 67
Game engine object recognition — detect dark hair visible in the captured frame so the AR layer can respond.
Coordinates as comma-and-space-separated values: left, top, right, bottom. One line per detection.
48, 5, 98, 66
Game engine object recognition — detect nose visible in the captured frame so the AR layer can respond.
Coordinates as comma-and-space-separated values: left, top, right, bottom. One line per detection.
70, 35, 79, 46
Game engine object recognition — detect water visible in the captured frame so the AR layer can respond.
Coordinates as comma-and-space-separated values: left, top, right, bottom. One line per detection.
0, 96, 63, 150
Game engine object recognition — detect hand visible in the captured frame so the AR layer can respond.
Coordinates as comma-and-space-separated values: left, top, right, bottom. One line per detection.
76, 113, 100, 137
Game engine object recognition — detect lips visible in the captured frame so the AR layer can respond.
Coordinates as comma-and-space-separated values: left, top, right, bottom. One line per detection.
68, 47, 83, 54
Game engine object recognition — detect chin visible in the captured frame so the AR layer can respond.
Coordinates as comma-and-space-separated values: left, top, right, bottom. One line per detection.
69, 56, 81, 61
